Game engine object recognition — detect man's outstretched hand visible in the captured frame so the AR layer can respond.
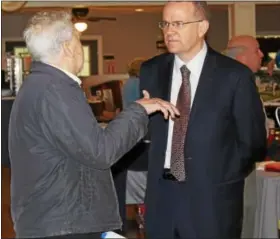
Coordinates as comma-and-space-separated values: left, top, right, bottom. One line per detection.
136, 90, 180, 119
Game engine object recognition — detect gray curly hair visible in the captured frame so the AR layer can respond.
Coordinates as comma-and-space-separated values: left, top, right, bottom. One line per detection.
23, 11, 74, 63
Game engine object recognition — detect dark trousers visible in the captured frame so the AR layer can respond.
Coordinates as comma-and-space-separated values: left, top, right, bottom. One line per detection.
35, 232, 102, 239
112, 167, 127, 234
146, 178, 196, 239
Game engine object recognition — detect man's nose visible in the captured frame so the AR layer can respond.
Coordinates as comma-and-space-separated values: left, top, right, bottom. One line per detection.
164, 29, 177, 37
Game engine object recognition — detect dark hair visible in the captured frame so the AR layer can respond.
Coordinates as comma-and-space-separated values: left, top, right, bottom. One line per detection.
193, 1, 211, 21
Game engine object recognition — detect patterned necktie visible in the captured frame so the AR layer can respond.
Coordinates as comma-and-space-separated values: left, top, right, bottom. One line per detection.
170, 65, 191, 181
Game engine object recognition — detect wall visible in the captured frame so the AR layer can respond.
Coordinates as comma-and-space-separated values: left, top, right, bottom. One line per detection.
84, 12, 163, 73
256, 5, 280, 35
2, 9, 230, 73
2, 11, 162, 73
207, 7, 229, 53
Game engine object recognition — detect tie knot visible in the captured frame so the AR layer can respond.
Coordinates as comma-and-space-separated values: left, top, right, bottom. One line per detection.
180, 65, 190, 79
180, 65, 191, 80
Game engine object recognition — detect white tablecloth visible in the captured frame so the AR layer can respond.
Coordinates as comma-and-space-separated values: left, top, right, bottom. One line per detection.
242, 169, 280, 238
126, 171, 147, 204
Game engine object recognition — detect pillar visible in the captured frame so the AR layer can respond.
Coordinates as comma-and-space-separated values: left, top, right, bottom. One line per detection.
228, 2, 256, 39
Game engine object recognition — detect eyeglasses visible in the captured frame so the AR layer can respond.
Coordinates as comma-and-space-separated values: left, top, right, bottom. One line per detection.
158, 20, 203, 30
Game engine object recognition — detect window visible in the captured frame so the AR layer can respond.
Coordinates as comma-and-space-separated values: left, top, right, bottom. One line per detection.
14, 47, 29, 57
78, 45, 90, 77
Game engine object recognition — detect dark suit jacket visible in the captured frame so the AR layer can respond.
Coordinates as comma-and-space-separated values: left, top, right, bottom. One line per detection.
8, 62, 149, 238
139, 47, 267, 238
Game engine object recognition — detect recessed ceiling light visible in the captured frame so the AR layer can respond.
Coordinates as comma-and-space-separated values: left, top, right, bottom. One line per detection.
135, 8, 144, 12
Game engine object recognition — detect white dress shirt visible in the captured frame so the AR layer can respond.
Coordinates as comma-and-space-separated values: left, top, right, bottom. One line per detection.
164, 41, 208, 168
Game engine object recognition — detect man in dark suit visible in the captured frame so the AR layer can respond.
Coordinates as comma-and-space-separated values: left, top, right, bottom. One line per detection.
140, 2, 267, 238
8, 11, 179, 239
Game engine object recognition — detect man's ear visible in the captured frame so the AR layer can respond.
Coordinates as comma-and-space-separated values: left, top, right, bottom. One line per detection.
236, 54, 245, 64
62, 41, 73, 58
198, 20, 209, 38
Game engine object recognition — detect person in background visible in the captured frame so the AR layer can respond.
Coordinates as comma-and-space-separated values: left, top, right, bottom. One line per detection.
224, 35, 276, 238
8, 11, 179, 239
267, 58, 276, 76
122, 58, 145, 108
224, 35, 275, 135
140, 2, 267, 238
112, 58, 149, 234
226, 35, 263, 73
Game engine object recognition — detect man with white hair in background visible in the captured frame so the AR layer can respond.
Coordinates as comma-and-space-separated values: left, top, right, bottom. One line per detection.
224, 35, 275, 136
8, 11, 179, 239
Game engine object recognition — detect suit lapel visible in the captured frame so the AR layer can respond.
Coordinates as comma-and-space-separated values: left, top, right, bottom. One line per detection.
154, 54, 174, 155
153, 49, 217, 158
160, 54, 174, 102
187, 48, 217, 133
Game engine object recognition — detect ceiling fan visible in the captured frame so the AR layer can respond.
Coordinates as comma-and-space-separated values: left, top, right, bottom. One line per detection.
72, 7, 117, 22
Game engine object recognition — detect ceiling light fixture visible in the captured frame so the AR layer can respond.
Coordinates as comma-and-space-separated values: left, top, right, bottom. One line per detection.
74, 22, 88, 32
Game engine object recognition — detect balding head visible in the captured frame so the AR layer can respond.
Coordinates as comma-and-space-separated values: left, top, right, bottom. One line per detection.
225, 35, 264, 73
228, 35, 258, 49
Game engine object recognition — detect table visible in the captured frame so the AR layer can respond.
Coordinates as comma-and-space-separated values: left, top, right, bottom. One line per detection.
242, 169, 280, 238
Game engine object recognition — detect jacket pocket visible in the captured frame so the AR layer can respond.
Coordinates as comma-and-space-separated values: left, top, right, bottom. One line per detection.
215, 176, 245, 187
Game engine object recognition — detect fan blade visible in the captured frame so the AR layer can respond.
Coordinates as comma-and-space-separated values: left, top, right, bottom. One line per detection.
87, 16, 117, 22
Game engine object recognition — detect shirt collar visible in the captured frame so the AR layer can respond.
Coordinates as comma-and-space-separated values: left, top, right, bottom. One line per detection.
174, 41, 208, 78
44, 63, 82, 86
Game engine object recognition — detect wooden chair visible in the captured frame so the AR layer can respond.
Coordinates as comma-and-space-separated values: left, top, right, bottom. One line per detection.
81, 76, 126, 121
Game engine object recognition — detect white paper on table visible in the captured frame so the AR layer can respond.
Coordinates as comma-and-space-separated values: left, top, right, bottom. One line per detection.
256, 161, 276, 170
101, 231, 126, 238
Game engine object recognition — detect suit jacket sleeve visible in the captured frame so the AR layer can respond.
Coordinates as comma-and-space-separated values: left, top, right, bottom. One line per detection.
40, 83, 149, 170
233, 72, 267, 165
